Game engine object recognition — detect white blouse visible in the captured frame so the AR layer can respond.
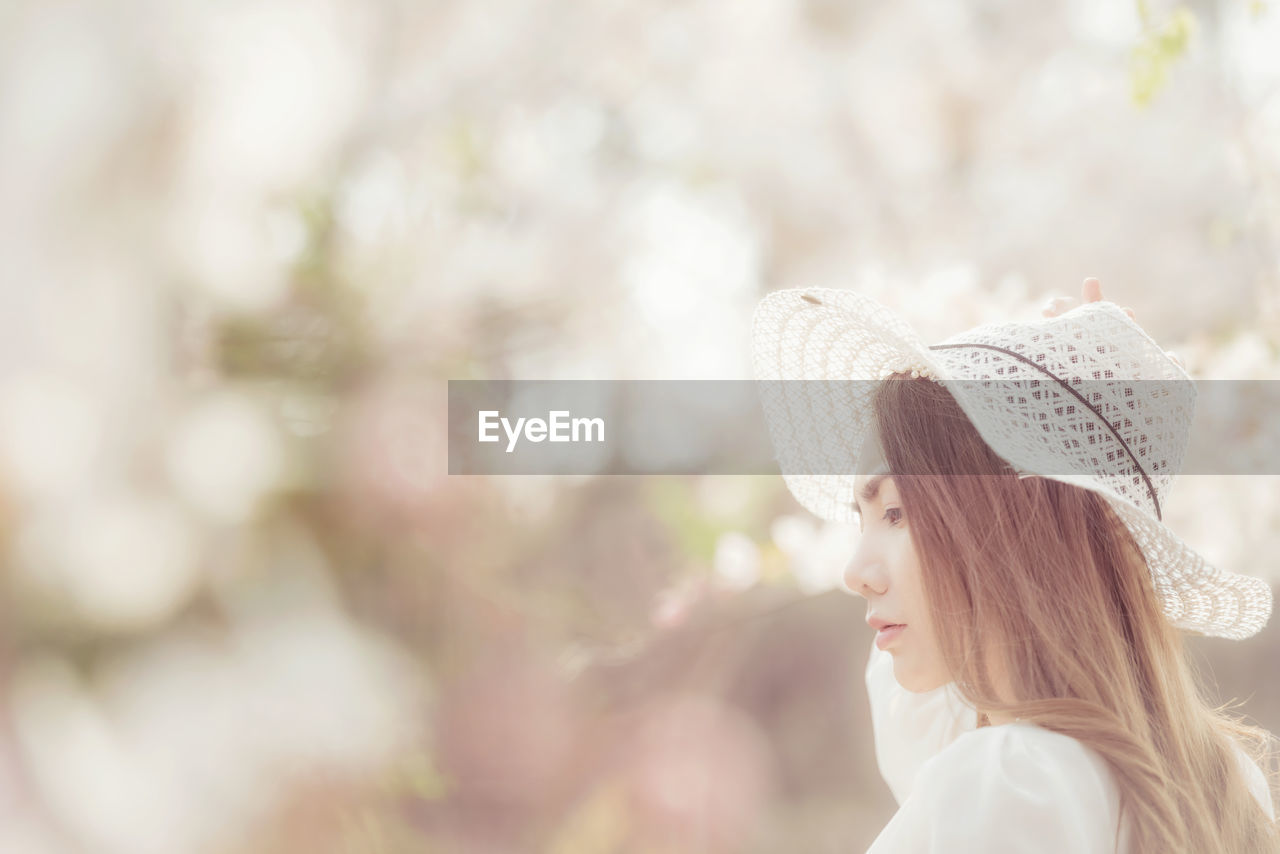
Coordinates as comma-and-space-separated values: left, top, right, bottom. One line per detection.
863, 641, 1275, 853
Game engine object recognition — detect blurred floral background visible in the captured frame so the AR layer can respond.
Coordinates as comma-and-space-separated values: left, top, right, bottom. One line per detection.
2, 0, 1280, 851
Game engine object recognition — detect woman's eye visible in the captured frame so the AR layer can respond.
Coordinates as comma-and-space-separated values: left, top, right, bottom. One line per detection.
882, 507, 903, 526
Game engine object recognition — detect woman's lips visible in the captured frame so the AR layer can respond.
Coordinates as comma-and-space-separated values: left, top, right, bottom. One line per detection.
875, 624, 906, 650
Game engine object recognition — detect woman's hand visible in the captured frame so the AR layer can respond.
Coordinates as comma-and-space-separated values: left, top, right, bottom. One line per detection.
1041, 277, 1185, 370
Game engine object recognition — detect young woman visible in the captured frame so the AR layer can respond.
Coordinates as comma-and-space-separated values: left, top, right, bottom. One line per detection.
752, 281, 1278, 853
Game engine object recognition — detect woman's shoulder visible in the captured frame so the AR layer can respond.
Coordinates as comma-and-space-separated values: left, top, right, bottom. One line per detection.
867, 721, 1123, 852
933, 718, 1105, 763
921, 719, 1118, 801
916, 721, 1121, 840
927, 722, 1274, 820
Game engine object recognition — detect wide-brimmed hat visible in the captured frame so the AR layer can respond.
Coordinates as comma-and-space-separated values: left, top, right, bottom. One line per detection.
751, 287, 1272, 640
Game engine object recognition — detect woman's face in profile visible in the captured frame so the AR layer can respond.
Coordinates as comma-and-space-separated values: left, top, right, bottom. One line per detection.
844, 425, 951, 693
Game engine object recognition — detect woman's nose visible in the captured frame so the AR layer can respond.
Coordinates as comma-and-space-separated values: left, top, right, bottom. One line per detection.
843, 543, 886, 597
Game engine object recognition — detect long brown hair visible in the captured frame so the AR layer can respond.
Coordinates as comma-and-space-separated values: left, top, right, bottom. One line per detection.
873, 373, 1279, 854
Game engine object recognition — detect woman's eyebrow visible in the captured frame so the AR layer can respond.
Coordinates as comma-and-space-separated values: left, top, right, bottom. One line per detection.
851, 471, 892, 513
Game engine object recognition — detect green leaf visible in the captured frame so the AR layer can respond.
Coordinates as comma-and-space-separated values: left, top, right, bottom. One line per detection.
1129, 6, 1198, 106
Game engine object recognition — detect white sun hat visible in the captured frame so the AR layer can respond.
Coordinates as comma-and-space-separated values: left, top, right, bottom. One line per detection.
751, 287, 1273, 641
